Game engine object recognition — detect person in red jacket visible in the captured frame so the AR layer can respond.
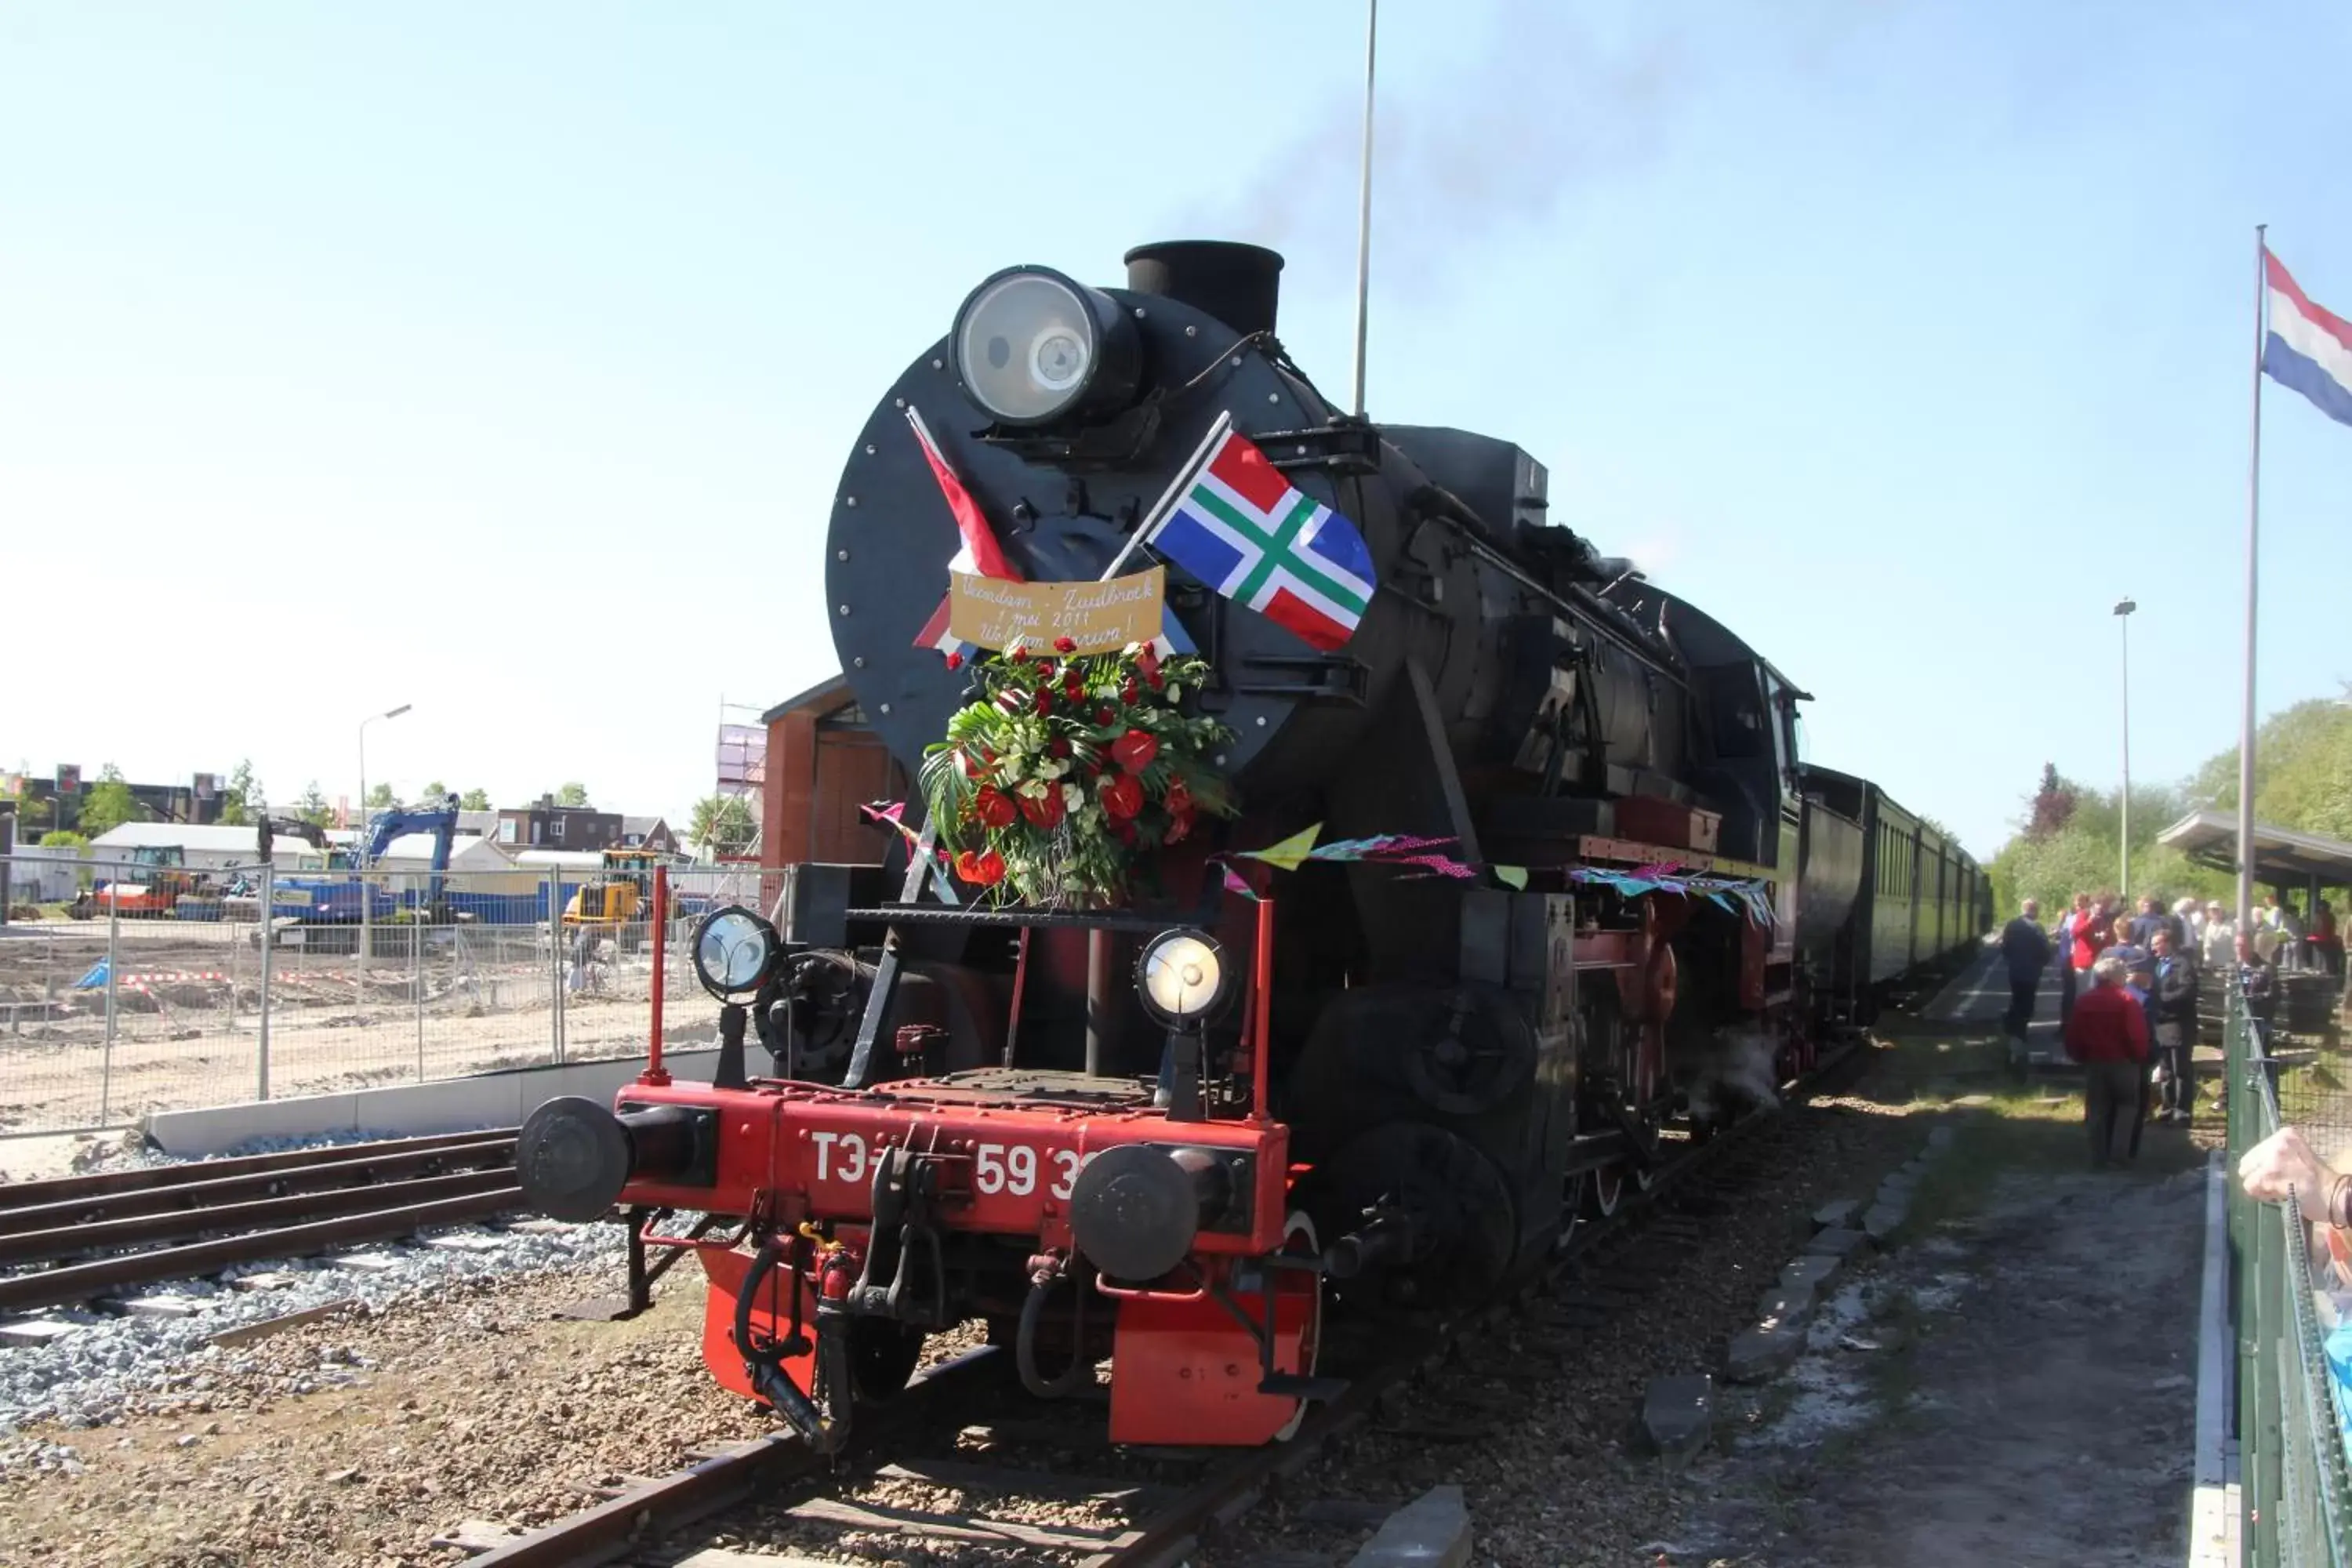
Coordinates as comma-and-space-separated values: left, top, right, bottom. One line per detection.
2072, 894, 2116, 973
2065, 954, 2151, 1167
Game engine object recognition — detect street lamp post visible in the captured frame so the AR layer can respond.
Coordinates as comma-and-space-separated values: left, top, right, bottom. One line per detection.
2114, 599, 2136, 900
358, 703, 412, 979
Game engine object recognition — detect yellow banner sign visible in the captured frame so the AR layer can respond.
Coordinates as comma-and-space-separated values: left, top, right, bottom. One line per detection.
949, 568, 1167, 655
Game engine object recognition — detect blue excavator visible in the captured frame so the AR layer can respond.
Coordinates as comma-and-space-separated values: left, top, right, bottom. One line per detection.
253, 794, 462, 951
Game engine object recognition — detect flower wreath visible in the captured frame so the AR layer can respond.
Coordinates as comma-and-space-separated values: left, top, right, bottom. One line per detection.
919, 637, 1237, 908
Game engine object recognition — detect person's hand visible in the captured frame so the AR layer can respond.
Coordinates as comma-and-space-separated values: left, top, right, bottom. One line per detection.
2240, 1127, 2337, 1217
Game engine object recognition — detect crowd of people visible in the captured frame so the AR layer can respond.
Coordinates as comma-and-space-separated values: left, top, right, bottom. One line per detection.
1998, 887, 2343, 1167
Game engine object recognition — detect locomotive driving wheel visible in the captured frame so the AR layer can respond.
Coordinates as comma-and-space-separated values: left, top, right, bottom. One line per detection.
1270, 1211, 1325, 1443
1589, 1163, 1626, 1218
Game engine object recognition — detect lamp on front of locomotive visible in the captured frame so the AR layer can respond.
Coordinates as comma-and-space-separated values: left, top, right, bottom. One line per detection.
692, 906, 778, 1001
950, 266, 1140, 427
1136, 928, 1234, 1123
691, 906, 779, 1091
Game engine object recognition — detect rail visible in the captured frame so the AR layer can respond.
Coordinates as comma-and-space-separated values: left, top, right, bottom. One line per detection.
2227, 973, 2352, 1565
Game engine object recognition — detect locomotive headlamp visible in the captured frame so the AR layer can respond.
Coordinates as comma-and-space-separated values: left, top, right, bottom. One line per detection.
1136, 928, 1233, 1028
692, 906, 778, 1001
950, 266, 1140, 426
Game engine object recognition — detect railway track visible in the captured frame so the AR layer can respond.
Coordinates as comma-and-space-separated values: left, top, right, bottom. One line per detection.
0, 1128, 524, 1314
444, 1028, 1895, 1568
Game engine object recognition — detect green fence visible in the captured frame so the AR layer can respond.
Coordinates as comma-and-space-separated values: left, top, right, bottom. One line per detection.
2229, 975, 2352, 1565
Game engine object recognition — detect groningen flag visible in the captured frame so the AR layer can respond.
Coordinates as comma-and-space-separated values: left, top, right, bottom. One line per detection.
1144, 423, 1375, 652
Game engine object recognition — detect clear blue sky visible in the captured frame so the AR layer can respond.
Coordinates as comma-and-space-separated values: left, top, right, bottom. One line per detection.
5, 1, 2346, 856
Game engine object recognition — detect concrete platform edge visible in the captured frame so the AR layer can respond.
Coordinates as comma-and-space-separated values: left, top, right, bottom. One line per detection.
140, 1048, 724, 1156
2189, 1146, 2240, 1568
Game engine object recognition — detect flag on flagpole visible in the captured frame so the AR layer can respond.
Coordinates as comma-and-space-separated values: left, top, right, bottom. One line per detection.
2262, 249, 2352, 429
1137, 423, 1375, 652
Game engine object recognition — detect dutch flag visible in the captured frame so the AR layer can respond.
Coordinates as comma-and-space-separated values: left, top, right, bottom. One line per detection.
2263, 249, 2352, 430
908, 405, 1195, 661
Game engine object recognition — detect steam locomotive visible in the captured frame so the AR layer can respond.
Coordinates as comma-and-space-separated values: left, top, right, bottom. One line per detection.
518, 241, 1987, 1450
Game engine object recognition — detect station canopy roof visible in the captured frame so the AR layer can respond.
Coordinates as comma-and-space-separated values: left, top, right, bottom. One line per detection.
2155, 810, 2352, 887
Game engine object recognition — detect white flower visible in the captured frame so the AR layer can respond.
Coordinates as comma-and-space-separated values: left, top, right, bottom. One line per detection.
1062, 782, 1084, 814
999, 758, 1025, 784
1018, 779, 1049, 800
1166, 682, 1182, 701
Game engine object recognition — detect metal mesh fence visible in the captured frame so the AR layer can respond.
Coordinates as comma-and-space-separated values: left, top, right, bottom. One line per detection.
0, 855, 800, 1136
2259, 960, 2351, 1167
2229, 973, 2352, 1566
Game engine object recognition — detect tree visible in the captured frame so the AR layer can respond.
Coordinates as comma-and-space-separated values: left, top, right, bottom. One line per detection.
688, 794, 757, 858
219, 758, 261, 826
77, 765, 145, 839
420, 780, 449, 804
554, 782, 591, 808
2027, 763, 2077, 840
2190, 698, 2352, 844
459, 788, 492, 811
365, 782, 396, 810
293, 781, 333, 829
38, 830, 87, 850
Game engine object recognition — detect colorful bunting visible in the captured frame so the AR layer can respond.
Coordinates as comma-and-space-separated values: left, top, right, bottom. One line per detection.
858, 802, 963, 906
855, 801, 1774, 929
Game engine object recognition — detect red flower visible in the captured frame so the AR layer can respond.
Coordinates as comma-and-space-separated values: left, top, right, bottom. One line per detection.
1101, 773, 1144, 822
1164, 775, 1192, 813
1163, 807, 1193, 845
1053, 636, 1077, 654
1120, 680, 1140, 703
1145, 668, 1165, 691
1033, 689, 1051, 715
1097, 706, 1116, 725
1047, 738, 1073, 759
953, 848, 1006, 887
1111, 729, 1159, 775
1062, 673, 1083, 701
972, 788, 1018, 829
944, 650, 964, 670
1138, 644, 1161, 681
1018, 789, 1066, 829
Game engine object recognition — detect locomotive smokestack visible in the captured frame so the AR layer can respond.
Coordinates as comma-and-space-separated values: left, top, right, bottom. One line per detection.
1123, 241, 1284, 337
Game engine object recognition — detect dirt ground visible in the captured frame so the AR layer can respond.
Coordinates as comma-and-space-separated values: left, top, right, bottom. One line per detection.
1664, 1040, 2212, 1565
0, 921, 719, 1137
0, 969, 2222, 1568
0, 1261, 777, 1568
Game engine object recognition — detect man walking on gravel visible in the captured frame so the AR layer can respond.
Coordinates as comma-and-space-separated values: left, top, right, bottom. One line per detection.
1999, 898, 2052, 1061
2150, 928, 2198, 1124
2064, 955, 2149, 1167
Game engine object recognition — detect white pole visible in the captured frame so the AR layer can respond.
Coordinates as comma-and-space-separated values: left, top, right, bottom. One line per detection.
1348, 0, 1379, 417
1098, 409, 1233, 582
358, 702, 413, 989
257, 860, 274, 1100
2116, 597, 2134, 898
2236, 225, 2268, 938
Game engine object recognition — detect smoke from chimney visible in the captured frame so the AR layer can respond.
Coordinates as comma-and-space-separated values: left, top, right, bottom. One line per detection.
1174, 2, 1873, 299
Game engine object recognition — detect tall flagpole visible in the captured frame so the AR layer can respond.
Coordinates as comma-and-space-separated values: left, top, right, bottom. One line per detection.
2236, 223, 2267, 938
1348, 0, 1378, 416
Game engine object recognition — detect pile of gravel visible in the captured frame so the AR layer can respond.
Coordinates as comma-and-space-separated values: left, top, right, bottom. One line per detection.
0, 1123, 620, 1449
